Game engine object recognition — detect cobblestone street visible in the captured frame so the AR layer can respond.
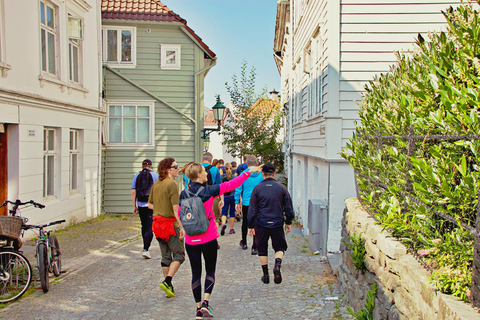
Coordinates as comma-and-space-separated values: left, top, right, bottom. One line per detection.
1, 215, 352, 320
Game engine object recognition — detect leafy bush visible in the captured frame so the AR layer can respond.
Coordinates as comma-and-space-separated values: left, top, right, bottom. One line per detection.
347, 282, 377, 320
342, 2, 480, 302
344, 232, 367, 273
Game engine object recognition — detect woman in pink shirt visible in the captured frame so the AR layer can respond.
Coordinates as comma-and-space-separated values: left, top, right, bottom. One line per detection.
180, 162, 263, 319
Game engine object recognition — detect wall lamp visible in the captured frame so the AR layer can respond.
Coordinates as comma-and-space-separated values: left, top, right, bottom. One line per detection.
201, 95, 226, 140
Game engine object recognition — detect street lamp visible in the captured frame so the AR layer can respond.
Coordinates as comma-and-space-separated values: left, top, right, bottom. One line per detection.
202, 95, 226, 139
204, 136, 210, 151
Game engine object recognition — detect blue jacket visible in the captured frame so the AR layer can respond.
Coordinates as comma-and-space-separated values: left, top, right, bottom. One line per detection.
234, 170, 263, 206
236, 162, 248, 176
202, 163, 222, 184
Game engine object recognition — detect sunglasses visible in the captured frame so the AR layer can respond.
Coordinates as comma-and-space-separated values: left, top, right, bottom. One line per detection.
171, 165, 179, 169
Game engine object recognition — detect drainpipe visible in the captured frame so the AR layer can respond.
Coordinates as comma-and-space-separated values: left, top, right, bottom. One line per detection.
194, 58, 217, 160
96, 0, 102, 217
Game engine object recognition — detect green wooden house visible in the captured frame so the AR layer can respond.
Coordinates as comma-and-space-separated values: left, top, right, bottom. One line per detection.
101, 0, 216, 213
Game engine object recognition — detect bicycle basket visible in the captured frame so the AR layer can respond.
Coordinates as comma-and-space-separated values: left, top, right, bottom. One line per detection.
0, 216, 23, 240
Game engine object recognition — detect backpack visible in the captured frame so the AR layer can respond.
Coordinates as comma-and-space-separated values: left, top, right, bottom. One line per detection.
205, 165, 214, 185
135, 169, 154, 202
179, 187, 210, 236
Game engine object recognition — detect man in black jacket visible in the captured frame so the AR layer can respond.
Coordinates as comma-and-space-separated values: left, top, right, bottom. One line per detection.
247, 164, 294, 284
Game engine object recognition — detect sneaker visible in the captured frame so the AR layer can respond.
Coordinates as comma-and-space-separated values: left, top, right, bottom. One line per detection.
239, 240, 243, 247
200, 301, 214, 317
220, 224, 227, 236
242, 244, 248, 250
229, 229, 235, 234
251, 248, 258, 255
159, 281, 175, 298
142, 250, 151, 259
196, 309, 204, 320
261, 274, 270, 284
273, 264, 282, 284
235, 213, 241, 221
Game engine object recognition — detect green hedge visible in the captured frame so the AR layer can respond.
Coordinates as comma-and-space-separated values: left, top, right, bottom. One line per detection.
342, 2, 480, 302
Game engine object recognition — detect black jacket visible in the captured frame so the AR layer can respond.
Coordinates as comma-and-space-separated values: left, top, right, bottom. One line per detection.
247, 178, 294, 229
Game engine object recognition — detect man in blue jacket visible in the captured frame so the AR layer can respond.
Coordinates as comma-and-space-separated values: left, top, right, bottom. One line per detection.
235, 155, 263, 254
248, 164, 294, 285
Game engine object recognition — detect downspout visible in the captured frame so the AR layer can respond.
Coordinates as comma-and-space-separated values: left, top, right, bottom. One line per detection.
194, 58, 217, 160
96, 0, 102, 217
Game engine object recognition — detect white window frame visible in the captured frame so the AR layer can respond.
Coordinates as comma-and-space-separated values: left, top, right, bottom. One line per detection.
68, 14, 83, 84
106, 100, 155, 148
40, 0, 58, 76
69, 129, 81, 192
102, 26, 137, 68
0, 0, 10, 78
160, 44, 181, 70
43, 128, 57, 198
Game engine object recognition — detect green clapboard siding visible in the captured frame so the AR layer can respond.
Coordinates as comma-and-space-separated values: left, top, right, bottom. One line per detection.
102, 21, 209, 213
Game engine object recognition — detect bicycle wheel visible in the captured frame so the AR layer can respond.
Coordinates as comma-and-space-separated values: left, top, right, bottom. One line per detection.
0, 251, 33, 303
48, 235, 61, 277
37, 243, 49, 293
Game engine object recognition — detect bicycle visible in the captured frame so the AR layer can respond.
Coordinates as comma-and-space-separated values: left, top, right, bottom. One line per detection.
0, 199, 65, 297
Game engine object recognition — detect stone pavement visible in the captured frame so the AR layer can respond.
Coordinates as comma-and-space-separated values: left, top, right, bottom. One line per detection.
1, 215, 353, 320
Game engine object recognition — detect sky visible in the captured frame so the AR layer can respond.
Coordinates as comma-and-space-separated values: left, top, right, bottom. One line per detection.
164, 0, 280, 109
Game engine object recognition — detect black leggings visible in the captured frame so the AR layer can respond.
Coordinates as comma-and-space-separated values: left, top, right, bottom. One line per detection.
241, 205, 257, 249
185, 239, 218, 303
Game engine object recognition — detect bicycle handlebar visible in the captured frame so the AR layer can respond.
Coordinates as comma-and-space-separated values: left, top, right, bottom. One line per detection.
23, 219, 66, 230
1, 199, 45, 214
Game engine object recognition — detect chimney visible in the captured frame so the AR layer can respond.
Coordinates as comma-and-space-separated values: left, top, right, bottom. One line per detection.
269, 89, 280, 102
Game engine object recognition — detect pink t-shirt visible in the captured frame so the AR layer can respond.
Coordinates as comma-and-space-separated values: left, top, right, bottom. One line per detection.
179, 170, 251, 245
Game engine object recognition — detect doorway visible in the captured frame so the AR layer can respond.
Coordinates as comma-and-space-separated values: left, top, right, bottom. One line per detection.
0, 125, 7, 216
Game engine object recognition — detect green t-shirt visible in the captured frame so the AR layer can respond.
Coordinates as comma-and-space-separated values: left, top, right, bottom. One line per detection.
148, 177, 180, 227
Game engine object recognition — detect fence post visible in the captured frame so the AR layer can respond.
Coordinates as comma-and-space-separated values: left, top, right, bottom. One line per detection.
472, 189, 480, 307
404, 125, 415, 213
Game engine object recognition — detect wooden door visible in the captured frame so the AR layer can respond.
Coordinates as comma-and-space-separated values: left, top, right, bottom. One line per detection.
0, 126, 7, 216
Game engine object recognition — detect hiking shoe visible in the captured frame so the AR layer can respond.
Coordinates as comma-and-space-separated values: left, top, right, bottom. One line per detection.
142, 250, 151, 259
200, 301, 214, 317
220, 224, 227, 236
229, 229, 235, 234
196, 309, 204, 320
251, 248, 258, 255
273, 264, 282, 284
159, 281, 175, 298
261, 274, 270, 284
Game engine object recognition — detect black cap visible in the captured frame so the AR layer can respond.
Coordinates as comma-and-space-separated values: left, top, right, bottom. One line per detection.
262, 164, 275, 173
142, 159, 152, 166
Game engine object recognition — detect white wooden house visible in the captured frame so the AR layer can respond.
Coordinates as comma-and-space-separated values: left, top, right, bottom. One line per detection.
0, 0, 103, 225
273, 0, 475, 253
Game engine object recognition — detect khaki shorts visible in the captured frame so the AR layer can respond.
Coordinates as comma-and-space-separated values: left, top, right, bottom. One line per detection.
157, 227, 185, 267
213, 197, 221, 221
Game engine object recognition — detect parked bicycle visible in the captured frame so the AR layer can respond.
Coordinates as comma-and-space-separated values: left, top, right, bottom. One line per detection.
0, 199, 65, 301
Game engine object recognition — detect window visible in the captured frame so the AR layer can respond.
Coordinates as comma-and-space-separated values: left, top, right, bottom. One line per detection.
70, 130, 80, 191
102, 26, 136, 67
43, 128, 56, 197
40, 1, 57, 75
107, 101, 154, 146
160, 44, 181, 69
68, 15, 83, 83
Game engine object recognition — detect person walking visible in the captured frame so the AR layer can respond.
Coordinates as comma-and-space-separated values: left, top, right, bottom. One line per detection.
220, 163, 236, 235
131, 159, 158, 259
180, 162, 263, 319
148, 158, 185, 298
235, 154, 248, 176
247, 164, 294, 285
202, 152, 223, 223
217, 159, 226, 176
235, 155, 263, 254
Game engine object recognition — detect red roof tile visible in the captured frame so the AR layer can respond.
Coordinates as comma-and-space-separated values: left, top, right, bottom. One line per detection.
204, 108, 228, 126
102, 0, 216, 58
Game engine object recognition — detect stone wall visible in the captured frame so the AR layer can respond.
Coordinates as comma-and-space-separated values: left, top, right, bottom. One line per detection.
337, 198, 480, 320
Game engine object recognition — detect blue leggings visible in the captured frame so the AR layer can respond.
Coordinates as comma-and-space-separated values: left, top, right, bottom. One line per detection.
221, 195, 236, 218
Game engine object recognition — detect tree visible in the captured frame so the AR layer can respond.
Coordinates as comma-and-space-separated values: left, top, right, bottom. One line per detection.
223, 60, 284, 171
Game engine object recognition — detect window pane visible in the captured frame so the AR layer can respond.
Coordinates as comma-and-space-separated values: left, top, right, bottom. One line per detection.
109, 118, 121, 143
40, 2, 45, 24
109, 105, 121, 116
47, 32, 55, 74
121, 30, 132, 62
73, 45, 79, 82
47, 155, 54, 196
71, 154, 78, 190
41, 30, 47, 72
137, 119, 149, 143
123, 106, 135, 117
137, 106, 149, 117
123, 118, 135, 143
47, 130, 55, 151
46, 5, 54, 29
70, 131, 74, 150
107, 30, 117, 62
166, 50, 176, 65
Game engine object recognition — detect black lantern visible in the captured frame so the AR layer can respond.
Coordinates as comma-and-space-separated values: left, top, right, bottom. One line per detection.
202, 95, 226, 139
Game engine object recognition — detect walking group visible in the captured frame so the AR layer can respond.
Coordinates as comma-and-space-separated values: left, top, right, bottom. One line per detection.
131, 153, 294, 319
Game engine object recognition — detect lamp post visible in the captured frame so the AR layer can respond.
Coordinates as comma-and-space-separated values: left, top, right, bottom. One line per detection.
202, 95, 226, 140
204, 136, 210, 151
